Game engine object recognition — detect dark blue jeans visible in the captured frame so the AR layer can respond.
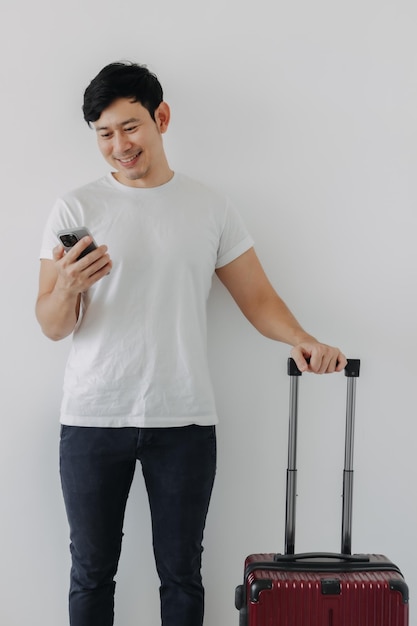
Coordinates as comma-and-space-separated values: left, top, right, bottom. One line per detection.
59, 424, 217, 626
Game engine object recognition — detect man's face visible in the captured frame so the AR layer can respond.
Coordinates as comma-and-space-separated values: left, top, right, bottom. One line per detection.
93, 97, 171, 188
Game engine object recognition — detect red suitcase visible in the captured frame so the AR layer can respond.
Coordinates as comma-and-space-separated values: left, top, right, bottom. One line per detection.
235, 358, 409, 626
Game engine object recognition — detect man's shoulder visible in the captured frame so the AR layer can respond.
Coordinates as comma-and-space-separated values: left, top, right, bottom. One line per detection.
175, 172, 227, 204
60, 174, 111, 202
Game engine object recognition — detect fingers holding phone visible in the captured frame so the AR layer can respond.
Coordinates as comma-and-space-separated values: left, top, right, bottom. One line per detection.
55, 227, 112, 292
57, 227, 98, 259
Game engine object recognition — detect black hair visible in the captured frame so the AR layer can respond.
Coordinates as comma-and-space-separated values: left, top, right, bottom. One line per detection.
82, 61, 163, 124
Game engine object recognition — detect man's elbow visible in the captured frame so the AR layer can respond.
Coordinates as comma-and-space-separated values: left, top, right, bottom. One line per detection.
38, 322, 71, 342
35, 308, 73, 342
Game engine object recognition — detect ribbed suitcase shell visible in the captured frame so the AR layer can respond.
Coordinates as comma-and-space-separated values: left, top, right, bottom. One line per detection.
239, 553, 409, 626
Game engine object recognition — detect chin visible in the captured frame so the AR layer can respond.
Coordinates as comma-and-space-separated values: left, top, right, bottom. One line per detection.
119, 168, 143, 180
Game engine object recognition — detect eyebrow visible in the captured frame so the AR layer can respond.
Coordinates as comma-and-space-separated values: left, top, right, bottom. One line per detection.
94, 118, 141, 132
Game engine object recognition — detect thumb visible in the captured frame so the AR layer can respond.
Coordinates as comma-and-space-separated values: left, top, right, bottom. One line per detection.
53, 244, 65, 261
290, 346, 310, 372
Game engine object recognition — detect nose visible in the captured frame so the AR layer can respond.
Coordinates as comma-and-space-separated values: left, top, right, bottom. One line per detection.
113, 131, 132, 155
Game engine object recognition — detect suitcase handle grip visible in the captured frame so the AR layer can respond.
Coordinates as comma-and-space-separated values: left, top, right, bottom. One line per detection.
274, 551, 370, 563
287, 358, 360, 377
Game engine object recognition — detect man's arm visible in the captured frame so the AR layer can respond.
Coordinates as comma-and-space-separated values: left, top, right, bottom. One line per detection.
215, 247, 346, 374
35, 236, 112, 341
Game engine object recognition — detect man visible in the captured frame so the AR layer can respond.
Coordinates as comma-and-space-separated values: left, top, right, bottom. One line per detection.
36, 62, 346, 626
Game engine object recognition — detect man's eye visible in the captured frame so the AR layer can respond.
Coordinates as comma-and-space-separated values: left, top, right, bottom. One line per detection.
125, 126, 137, 132
100, 133, 112, 139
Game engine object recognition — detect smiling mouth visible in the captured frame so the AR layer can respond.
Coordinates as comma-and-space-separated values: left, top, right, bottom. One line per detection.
117, 151, 141, 165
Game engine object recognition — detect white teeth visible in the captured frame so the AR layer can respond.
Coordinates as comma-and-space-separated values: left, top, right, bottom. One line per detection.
119, 152, 139, 163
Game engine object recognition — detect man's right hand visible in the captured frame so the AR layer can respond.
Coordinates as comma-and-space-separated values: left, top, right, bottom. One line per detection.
36, 237, 112, 341
53, 236, 112, 297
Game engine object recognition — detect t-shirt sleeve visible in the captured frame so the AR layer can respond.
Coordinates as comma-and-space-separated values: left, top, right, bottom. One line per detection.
215, 200, 254, 269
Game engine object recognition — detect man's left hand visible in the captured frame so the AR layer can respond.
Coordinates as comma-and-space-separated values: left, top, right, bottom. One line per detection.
290, 342, 347, 374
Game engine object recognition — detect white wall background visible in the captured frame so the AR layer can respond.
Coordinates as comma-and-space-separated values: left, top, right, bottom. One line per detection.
1, 0, 416, 624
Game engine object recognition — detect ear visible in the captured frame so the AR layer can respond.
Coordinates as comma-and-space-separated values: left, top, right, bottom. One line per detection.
155, 102, 170, 133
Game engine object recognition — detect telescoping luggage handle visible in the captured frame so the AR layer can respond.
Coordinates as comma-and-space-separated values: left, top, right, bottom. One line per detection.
284, 358, 360, 557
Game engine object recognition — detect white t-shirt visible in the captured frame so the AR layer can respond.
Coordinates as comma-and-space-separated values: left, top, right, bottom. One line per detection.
40, 172, 254, 427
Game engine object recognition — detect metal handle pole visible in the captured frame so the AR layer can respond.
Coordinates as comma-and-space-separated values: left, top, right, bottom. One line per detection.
285, 375, 299, 554
285, 359, 302, 554
341, 374, 358, 555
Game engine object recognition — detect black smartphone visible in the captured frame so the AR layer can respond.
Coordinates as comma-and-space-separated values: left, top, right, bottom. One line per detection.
56, 227, 97, 260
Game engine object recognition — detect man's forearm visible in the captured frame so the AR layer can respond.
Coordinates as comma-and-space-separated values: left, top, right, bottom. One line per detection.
36, 290, 80, 341
242, 291, 315, 346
